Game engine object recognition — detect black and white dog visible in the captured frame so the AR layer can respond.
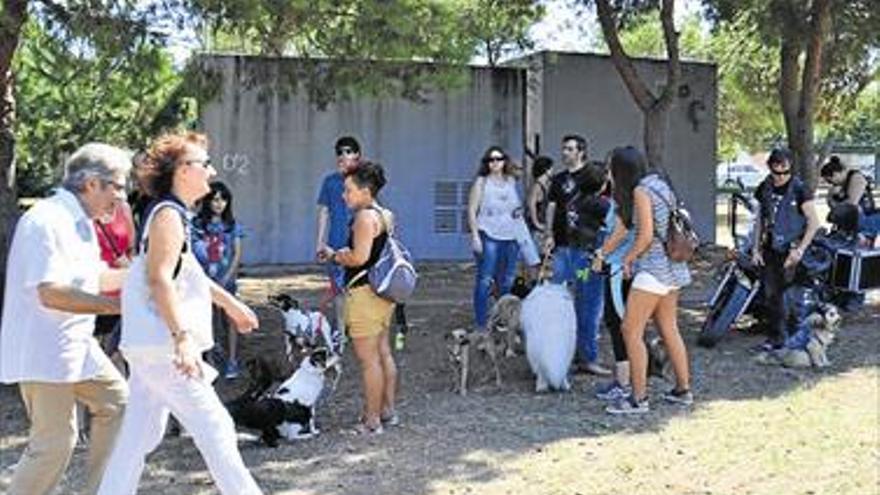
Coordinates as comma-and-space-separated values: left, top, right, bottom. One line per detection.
224, 294, 343, 447
226, 349, 340, 447
268, 293, 343, 361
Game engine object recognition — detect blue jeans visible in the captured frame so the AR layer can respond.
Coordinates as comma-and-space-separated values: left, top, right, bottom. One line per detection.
326, 262, 347, 295
551, 246, 605, 363
860, 211, 880, 238
473, 231, 520, 329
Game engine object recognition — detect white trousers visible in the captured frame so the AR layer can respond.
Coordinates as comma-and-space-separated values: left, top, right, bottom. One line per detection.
97, 354, 262, 495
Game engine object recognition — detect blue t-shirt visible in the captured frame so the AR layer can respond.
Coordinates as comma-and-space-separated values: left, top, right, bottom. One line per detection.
605, 200, 635, 267
317, 172, 352, 249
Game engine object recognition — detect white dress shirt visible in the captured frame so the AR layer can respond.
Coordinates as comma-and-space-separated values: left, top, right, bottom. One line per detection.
0, 188, 113, 383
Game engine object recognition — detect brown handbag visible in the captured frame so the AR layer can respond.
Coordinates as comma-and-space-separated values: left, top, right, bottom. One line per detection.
645, 182, 699, 263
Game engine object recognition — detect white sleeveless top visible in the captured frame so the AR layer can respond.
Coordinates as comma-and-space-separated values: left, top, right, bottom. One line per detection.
476, 176, 523, 241
120, 202, 214, 358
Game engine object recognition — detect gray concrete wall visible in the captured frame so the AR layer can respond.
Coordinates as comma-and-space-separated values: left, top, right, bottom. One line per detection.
517, 52, 718, 243
199, 55, 524, 264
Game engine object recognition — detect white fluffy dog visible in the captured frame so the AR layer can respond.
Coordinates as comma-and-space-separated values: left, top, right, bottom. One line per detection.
520, 282, 577, 392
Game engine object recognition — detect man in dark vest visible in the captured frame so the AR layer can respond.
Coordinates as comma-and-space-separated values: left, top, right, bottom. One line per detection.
751, 148, 821, 351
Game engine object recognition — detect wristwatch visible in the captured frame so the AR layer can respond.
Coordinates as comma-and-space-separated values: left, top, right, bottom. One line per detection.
170, 329, 189, 343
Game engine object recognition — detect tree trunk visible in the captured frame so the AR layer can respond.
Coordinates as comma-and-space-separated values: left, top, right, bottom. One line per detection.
595, 0, 679, 168
779, 0, 831, 190
0, 0, 29, 310
643, 108, 668, 169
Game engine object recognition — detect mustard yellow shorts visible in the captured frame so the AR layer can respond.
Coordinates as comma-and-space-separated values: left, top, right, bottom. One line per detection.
345, 285, 395, 339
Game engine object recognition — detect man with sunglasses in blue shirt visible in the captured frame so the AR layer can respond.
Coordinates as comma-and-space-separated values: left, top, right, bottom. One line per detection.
316, 136, 362, 333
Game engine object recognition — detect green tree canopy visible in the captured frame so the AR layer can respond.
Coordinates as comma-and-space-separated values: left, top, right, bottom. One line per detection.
703, 0, 880, 185
14, 19, 186, 196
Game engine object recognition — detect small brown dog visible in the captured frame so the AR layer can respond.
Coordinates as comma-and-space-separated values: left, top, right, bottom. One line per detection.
447, 295, 523, 396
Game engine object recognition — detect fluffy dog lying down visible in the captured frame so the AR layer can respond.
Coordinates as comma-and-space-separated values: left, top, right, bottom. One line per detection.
225, 349, 340, 447
520, 283, 576, 392
447, 294, 524, 396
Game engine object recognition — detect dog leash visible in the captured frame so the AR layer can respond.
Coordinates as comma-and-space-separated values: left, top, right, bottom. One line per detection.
536, 251, 554, 284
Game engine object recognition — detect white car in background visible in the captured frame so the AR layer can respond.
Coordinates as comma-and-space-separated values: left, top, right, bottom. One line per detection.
716, 163, 768, 190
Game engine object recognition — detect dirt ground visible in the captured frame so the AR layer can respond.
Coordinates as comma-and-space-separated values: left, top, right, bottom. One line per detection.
1, 246, 878, 495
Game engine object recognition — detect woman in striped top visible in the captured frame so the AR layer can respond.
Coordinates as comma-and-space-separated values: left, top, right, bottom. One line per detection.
604, 146, 693, 415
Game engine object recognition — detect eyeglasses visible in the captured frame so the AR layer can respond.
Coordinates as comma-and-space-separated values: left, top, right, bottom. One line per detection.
185, 158, 213, 169
484, 155, 506, 164
102, 179, 127, 193
336, 147, 358, 157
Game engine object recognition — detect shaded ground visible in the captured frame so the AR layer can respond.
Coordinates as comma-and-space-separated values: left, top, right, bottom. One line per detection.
1, 247, 878, 495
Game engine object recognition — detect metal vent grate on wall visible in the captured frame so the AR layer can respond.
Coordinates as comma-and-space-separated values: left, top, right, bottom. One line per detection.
433, 180, 472, 234
435, 181, 459, 207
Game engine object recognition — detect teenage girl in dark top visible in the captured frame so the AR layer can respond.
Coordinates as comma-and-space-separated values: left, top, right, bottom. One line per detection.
528, 155, 554, 234
320, 162, 398, 435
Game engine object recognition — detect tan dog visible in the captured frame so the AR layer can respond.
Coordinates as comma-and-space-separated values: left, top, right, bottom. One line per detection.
447, 295, 523, 396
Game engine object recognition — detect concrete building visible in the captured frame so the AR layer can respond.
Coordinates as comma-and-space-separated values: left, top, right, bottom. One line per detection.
199, 51, 717, 264
513, 51, 717, 241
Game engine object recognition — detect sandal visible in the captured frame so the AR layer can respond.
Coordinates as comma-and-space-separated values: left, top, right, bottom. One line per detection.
349, 421, 384, 436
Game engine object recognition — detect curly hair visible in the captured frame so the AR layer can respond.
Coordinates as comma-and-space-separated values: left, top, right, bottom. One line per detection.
140, 131, 209, 198
477, 146, 516, 177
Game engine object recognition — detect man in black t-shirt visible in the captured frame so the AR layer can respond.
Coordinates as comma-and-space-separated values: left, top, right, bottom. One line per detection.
752, 148, 821, 351
543, 135, 611, 376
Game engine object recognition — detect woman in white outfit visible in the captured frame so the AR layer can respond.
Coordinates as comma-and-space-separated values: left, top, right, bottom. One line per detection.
98, 131, 263, 495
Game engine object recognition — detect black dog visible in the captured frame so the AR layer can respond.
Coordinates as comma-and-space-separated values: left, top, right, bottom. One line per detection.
224, 358, 313, 448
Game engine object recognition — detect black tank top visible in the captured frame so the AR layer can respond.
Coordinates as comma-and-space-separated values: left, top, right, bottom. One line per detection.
344, 208, 389, 287
832, 170, 876, 213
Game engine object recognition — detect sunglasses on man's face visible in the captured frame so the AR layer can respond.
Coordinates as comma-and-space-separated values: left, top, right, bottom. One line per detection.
336, 147, 358, 157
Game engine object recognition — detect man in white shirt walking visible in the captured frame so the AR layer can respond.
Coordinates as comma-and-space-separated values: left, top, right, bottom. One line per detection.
1, 143, 132, 495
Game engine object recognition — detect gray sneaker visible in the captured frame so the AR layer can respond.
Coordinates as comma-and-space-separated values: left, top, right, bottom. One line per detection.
605, 395, 650, 415
381, 411, 400, 427
594, 381, 632, 402
662, 388, 694, 406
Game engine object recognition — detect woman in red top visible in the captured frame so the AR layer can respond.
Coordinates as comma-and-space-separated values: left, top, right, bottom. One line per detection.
94, 202, 135, 349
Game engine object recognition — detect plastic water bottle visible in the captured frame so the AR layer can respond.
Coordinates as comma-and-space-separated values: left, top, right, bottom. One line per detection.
394, 330, 406, 351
